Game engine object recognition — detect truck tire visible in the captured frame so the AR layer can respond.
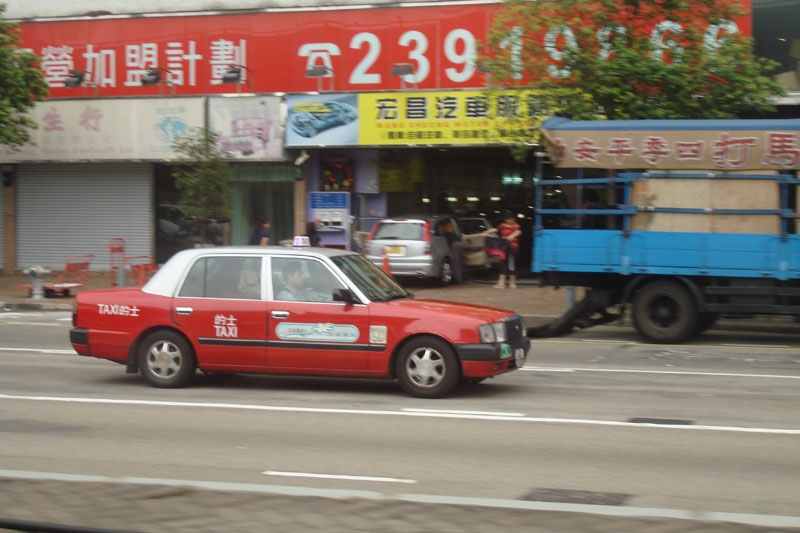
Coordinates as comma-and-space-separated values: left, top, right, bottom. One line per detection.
632, 280, 697, 344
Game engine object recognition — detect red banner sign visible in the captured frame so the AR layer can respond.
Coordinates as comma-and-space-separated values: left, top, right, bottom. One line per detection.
18, 3, 751, 97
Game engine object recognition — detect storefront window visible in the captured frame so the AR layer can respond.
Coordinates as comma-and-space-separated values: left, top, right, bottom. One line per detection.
754, 1, 799, 94
320, 157, 354, 191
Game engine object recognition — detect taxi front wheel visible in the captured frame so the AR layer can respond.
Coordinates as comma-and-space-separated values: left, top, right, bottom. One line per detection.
396, 336, 460, 399
139, 330, 197, 388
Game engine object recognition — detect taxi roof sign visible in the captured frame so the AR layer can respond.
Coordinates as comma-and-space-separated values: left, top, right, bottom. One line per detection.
292, 235, 311, 247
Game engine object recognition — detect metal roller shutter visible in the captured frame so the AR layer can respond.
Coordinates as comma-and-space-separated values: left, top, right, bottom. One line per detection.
17, 163, 153, 270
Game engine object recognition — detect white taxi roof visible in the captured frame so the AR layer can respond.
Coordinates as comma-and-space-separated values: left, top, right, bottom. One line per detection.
143, 245, 357, 297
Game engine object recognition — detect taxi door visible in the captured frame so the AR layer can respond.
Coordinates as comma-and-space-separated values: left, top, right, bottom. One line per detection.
266, 256, 371, 372
172, 255, 268, 369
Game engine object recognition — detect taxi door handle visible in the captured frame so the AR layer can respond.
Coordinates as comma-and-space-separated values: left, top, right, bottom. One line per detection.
271, 311, 289, 319
176, 307, 193, 315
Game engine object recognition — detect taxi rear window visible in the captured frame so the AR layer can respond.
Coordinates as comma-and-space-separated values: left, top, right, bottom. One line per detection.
178, 256, 261, 299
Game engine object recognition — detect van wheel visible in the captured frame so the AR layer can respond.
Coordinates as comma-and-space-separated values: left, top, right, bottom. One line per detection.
396, 336, 460, 398
632, 281, 697, 344
139, 330, 196, 388
438, 258, 453, 285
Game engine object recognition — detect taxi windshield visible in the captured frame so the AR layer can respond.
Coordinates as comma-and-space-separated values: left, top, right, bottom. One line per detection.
332, 254, 410, 302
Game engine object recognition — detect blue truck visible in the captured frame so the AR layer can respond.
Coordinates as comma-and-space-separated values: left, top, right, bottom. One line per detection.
530, 117, 800, 343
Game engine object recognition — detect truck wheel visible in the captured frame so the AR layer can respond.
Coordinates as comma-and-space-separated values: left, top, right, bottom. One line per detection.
139, 330, 196, 388
396, 336, 460, 398
632, 281, 697, 344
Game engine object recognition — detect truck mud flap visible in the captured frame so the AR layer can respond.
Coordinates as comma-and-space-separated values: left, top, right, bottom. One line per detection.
527, 289, 620, 338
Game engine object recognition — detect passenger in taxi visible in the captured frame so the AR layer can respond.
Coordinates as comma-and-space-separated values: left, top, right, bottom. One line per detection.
237, 264, 261, 299
276, 261, 308, 301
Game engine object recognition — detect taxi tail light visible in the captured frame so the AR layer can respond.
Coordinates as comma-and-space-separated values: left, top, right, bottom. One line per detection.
423, 220, 431, 255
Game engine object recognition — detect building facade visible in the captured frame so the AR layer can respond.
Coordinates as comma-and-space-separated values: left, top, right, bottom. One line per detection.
1, 0, 795, 272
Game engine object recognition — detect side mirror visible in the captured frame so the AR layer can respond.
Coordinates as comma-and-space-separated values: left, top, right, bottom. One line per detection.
332, 288, 356, 305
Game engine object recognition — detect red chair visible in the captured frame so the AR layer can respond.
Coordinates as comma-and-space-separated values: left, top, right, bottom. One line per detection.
107, 238, 156, 287
17, 254, 95, 297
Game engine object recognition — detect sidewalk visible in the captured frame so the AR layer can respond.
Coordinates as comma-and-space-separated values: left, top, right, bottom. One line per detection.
0, 269, 571, 328
2, 268, 799, 335
1, 476, 794, 533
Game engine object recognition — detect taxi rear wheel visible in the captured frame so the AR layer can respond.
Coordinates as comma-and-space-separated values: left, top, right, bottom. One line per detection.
396, 336, 460, 398
139, 330, 196, 388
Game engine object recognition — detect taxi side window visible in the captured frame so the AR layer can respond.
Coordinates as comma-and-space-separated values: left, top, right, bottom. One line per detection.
271, 257, 345, 303
178, 260, 206, 297
178, 256, 262, 300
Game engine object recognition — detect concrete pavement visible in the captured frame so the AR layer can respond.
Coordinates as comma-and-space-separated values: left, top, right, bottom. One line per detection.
1, 473, 798, 532
2, 270, 800, 531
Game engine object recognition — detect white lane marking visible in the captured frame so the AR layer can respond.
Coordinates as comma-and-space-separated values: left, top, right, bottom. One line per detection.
722, 343, 791, 348
401, 408, 525, 416
0, 347, 75, 354
537, 338, 799, 350
0, 322, 68, 327
0, 469, 798, 528
264, 471, 416, 484
523, 367, 576, 372
1, 394, 798, 435
521, 366, 800, 380
581, 339, 638, 344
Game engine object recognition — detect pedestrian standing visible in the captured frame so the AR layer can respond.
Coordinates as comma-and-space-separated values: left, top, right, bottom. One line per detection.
484, 210, 521, 289
250, 218, 272, 246
306, 219, 323, 247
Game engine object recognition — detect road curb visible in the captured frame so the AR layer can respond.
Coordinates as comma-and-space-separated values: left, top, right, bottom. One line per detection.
0, 301, 73, 311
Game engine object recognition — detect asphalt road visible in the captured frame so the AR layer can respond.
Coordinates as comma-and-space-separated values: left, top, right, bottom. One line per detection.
1, 311, 799, 529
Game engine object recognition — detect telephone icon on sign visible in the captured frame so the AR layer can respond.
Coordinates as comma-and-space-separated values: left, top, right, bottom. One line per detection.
298, 43, 341, 74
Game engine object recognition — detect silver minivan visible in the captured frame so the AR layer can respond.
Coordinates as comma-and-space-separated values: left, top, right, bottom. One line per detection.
363, 214, 491, 284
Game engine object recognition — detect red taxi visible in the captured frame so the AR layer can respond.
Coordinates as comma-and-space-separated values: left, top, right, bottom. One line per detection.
70, 246, 530, 398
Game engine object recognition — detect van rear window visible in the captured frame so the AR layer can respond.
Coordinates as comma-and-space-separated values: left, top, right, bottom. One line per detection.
373, 222, 423, 240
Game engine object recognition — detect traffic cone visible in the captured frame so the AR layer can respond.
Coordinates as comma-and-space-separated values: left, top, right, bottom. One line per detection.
382, 246, 392, 276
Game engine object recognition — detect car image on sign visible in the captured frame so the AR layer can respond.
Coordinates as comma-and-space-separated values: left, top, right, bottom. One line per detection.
289, 101, 357, 138
70, 246, 530, 398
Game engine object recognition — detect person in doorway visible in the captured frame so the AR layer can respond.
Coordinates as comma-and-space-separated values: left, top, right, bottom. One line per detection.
250, 218, 271, 246
306, 219, 323, 247
484, 210, 521, 289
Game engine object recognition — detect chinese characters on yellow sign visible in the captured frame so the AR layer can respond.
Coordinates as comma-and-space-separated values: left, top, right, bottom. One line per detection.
358, 90, 541, 146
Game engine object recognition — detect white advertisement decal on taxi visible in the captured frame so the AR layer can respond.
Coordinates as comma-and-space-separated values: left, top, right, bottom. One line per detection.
214, 314, 238, 338
97, 303, 140, 317
276, 322, 358, 343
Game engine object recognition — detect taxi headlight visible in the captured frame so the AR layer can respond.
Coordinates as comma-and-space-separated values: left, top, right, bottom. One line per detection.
479, 322, 507, 343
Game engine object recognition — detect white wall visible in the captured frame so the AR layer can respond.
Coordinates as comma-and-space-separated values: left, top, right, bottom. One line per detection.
4, 0, 465, 20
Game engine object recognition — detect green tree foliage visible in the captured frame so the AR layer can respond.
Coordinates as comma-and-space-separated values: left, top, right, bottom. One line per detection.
171, 127, 233, 242
0, 2, 49, 148
481, 0, 785, 120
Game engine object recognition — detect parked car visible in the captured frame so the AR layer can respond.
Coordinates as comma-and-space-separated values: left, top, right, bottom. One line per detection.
289, 101, 357, 138
70, 246, 529, 398
363, 214, 492, 284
